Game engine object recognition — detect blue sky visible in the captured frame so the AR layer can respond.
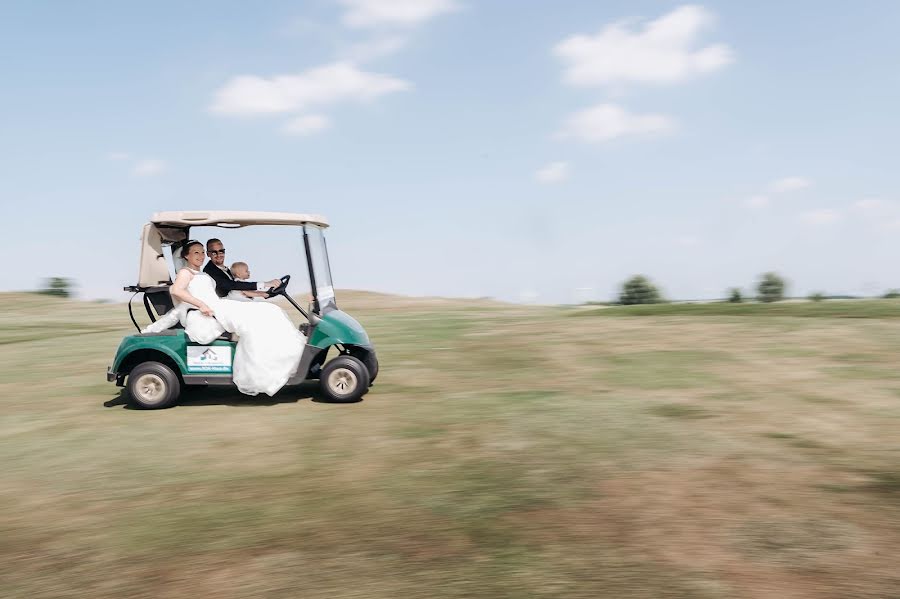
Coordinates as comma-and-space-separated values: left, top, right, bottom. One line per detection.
2, 1, 899, 303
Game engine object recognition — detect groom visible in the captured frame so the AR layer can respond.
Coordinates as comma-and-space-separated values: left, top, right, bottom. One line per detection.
203, 238, 281, 298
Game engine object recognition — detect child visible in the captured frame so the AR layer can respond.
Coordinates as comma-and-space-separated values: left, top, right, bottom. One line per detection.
227, 261, 269, 301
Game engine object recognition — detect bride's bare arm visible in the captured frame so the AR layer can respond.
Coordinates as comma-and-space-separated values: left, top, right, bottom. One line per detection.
170, 269, 215, 316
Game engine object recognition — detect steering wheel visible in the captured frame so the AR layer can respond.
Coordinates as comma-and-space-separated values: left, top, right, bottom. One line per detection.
266, 275, 290, 298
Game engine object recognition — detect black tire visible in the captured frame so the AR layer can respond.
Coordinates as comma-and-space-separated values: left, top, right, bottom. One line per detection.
127, 361, 181, 409
363, 352, 379, 385
348, 348, 378, 385
319, 356, 370, 403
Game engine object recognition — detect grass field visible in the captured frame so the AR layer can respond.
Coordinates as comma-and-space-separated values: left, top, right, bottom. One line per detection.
2, 292, 899, 598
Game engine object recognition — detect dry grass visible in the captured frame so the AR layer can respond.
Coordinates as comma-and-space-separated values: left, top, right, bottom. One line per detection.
1, 292, 899, 598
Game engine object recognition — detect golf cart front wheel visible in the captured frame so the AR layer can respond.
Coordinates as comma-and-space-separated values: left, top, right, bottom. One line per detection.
319, 356, 370, 403
363, 352, 379, 385
127, 361, 181, 409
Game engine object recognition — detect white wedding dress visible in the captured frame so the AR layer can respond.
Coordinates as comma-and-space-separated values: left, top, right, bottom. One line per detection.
142, 269, 306, 396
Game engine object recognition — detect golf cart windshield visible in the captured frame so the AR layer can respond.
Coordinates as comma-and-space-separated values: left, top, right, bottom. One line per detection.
304, 224, 336, 313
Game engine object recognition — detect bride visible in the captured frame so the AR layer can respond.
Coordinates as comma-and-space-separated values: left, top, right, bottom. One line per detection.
167, 240, 306, 396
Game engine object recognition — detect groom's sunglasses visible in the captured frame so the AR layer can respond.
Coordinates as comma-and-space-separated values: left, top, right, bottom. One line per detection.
208, 249, 226, 255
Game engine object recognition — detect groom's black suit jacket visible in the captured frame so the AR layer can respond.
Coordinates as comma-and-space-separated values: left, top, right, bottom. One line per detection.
203, 261, 258, 298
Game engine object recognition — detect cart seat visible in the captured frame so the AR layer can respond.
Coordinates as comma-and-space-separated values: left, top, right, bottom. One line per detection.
143, 284, 232, 341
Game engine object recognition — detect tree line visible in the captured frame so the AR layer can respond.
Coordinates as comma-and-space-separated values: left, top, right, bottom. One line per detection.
37, 277, 75, 298
619, 273, 900, 305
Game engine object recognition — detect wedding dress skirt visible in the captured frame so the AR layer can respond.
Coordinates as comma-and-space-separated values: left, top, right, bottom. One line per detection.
141, 272, 306, 396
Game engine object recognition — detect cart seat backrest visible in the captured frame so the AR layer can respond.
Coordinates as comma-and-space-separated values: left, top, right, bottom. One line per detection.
144, 285, 177, 325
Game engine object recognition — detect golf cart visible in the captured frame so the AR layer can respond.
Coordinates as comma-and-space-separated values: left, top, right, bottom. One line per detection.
107, 211, 378, 408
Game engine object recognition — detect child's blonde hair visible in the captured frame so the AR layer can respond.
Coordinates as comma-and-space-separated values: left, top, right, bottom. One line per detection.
230, 261, 248, 273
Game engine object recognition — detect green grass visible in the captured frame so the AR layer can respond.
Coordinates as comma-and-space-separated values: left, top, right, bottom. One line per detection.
602, 350, 727, 390
1, 291, 900, 598
825, 364, 900, 381
649, 403, 713, 419
764, 347, 824, 358
866, 470, 900, 494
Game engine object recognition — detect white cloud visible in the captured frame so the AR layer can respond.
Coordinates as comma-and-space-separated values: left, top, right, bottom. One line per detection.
343, 35, 408, 61
106, 151, 131, 161
339, 0, 458, 29
132, 159, 167, 177
853, 198, 893, 215
770, 176, 812, 193
743, 176, 811, 209
535, 161, 571, 184
558, 103, 675, 143
209, 62, 412, 117
745, 195, 769, 208
554, 5, 733, 88
282, 114, 331, 136
800, 209, 840, 225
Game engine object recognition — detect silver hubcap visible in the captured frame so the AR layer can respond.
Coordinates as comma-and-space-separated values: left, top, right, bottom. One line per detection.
133, 373, 167, 404
327, 368, 358, 396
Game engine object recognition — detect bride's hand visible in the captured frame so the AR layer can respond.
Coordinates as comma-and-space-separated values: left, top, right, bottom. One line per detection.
200, 304, 215, 317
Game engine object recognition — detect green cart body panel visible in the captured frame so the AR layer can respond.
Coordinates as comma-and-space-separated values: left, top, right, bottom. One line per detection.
309, 310, 371, 349
112, 309, 370, 380
112, 332, 188, 373
112, 332, 237, 375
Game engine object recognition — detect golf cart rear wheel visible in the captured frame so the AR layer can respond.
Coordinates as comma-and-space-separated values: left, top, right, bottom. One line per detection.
127, 361, 181, 409
319, 356, 369, 403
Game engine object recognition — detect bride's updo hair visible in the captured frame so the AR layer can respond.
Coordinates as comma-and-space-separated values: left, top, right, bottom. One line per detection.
180, 240, 203, 259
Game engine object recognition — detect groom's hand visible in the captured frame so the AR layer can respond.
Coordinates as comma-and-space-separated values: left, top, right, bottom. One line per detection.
264, 279, 281, 289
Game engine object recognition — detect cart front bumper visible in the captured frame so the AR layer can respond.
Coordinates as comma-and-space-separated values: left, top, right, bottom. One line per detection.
107, 366, 124, 386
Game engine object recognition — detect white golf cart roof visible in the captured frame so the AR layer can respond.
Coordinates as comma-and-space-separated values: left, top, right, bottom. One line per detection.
151, 211, 328, 228
137, 211, 328, 287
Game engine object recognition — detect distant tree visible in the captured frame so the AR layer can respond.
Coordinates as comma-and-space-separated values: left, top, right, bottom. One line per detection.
884, 289, 900, 299
756, 272, 786, 303
38, 277, 74, 298
808, 291, 825, 302
727, 288, 743, 303
619, 275, 662, 305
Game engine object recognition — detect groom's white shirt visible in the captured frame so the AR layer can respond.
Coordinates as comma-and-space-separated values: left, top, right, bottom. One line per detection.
215, 263, 233, 279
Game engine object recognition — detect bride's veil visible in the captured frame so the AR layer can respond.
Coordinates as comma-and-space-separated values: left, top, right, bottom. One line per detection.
168, 239, 197, 274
